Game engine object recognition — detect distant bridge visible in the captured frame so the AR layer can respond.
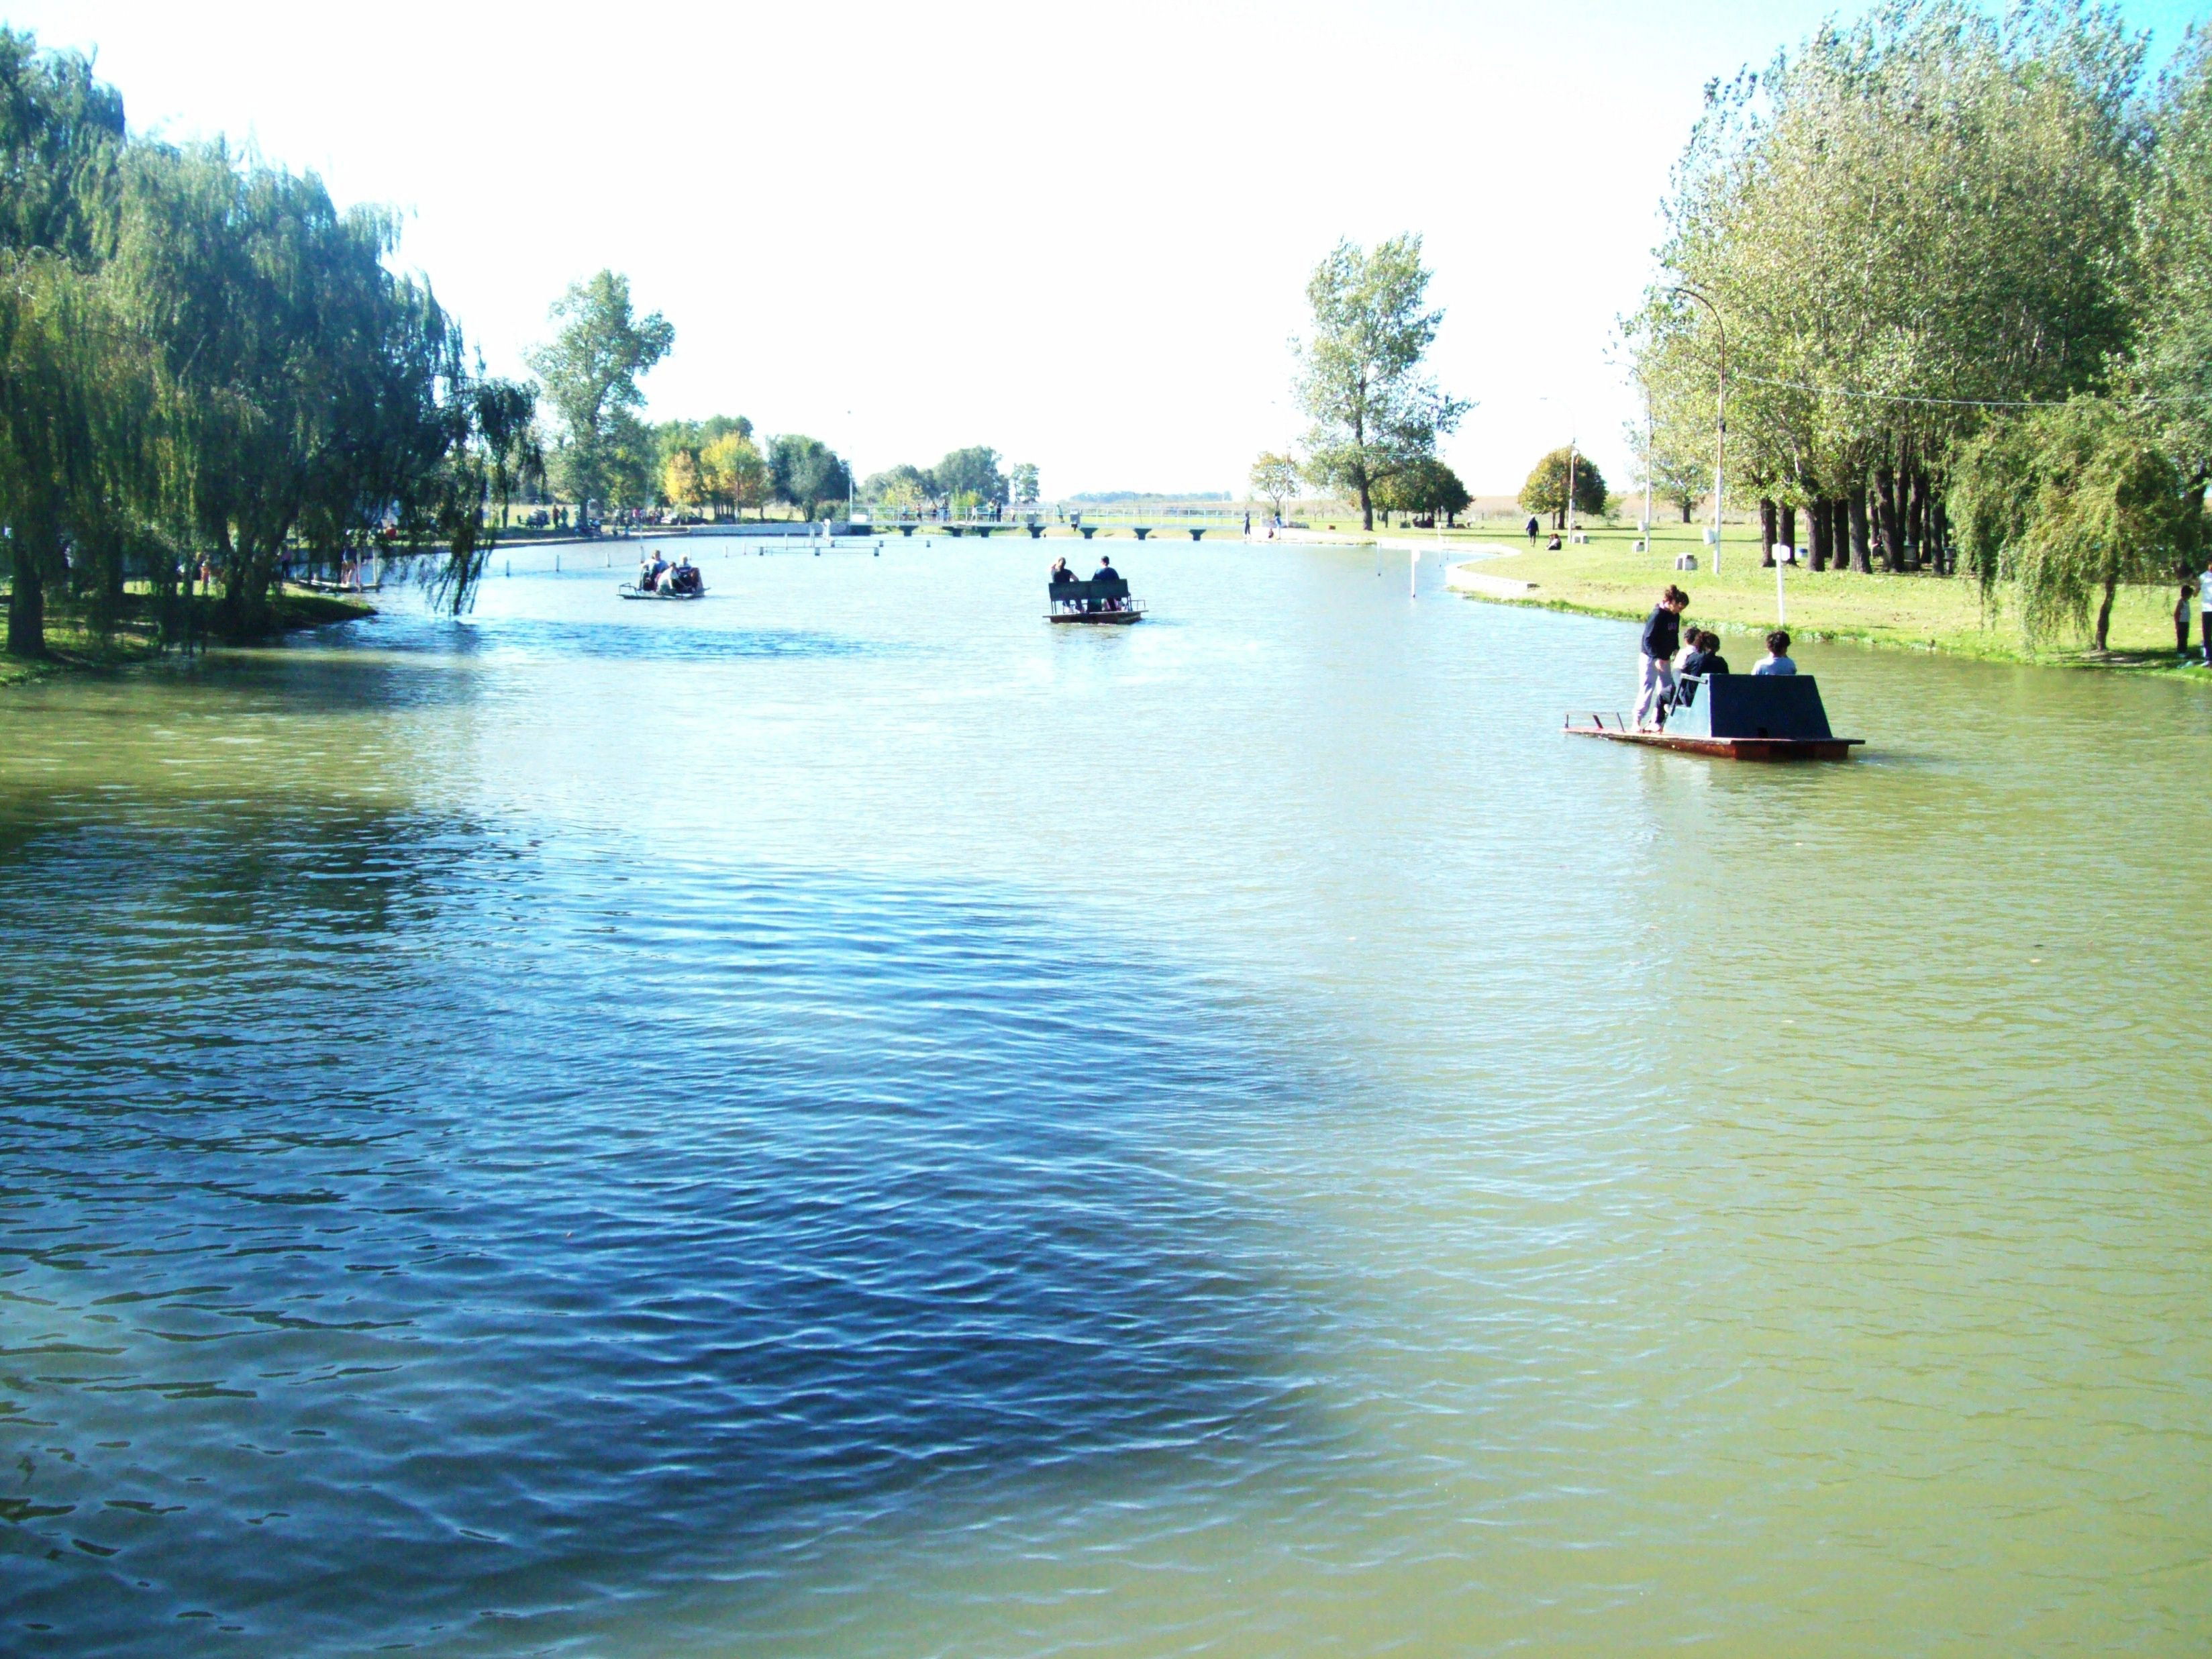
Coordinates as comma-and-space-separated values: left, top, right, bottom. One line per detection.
854, 507, 1248, 542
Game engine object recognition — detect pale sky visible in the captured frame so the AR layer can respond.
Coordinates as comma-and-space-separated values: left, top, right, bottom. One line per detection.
11, 0, 2203, 496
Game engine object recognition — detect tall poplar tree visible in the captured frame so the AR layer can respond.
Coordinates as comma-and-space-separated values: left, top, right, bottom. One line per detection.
1293, 235, 1466, 532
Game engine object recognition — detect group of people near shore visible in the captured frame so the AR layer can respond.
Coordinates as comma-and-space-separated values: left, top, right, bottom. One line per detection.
1635, 585, 1796, 730
636, 552, 702, 595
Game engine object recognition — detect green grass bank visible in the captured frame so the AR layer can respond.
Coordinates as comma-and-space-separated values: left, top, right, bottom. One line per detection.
1446, 520, 2205, 676
0, 589, 374, 686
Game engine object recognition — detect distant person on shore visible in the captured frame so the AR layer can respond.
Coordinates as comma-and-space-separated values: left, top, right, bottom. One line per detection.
2199, 551, 2212, 666
1526, 515, 1540, 545
1754, 630, 1797, 675
1635, 585, 1690, 730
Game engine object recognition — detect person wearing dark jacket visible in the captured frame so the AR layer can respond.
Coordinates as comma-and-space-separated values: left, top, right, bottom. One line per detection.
1675, 630, 1729, 705
1634, 585, 1690, 729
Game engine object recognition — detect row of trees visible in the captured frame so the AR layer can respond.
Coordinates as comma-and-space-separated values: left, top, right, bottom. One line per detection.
859, 448, 1039, 518
1250, 236, 1472, 532
0, 30, 538, 656
1632, 1, 2212, 647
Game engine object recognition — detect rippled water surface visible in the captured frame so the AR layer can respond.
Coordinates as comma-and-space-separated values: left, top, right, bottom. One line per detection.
3, 539, 2209, 1655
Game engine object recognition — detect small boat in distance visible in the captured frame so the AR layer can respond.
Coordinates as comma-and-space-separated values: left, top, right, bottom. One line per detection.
1047, 571, 1144, 625
1566, 674, 1862, 760
621, 558, 707, 601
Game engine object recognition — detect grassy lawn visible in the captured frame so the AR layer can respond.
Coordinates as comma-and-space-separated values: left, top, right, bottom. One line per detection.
1449, 519, 2205, 675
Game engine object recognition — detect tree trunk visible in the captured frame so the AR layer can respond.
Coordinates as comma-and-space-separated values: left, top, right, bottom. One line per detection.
1780, 503, 1797, 556
1680, 500, 1693, 524
1809, 499, 1829, 571
1905, 472, 1926, 572
1360, 476, 1373, 532
1874, 466, 1903, 572
1847, 484, 1873, 574
1760, 498, 1777, 567
6, 555, 46, 658
1929, 496, 1950, 575
2095, 568, 2118, 651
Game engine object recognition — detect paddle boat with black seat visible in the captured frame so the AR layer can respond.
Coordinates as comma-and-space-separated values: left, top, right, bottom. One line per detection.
619, 564, 706, 601
1047, 572, 1145, 624
1566, 673, 1862, 760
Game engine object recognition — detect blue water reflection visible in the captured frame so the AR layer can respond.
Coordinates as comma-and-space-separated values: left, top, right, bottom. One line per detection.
1, 817, 1321, 1653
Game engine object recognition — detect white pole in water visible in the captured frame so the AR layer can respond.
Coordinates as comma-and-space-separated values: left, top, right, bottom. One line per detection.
1410, 546, 1419, 597
1776, 555, 1787, 623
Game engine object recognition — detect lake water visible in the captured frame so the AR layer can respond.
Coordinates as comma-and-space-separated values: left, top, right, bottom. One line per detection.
3, 538, 2208, 1655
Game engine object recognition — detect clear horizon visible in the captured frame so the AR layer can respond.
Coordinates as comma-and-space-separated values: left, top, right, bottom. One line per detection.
12, 0, 2205, 498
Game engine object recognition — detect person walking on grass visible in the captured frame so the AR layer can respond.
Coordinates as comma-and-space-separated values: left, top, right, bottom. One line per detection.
1635, 585, 1690, 730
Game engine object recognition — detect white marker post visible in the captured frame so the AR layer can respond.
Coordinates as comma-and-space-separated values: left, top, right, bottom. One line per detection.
1410, 546, 1419, 598
1775, 552, 1787, 623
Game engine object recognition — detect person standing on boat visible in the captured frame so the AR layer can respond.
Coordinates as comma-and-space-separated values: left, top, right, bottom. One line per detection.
1635, 585, 1689, 730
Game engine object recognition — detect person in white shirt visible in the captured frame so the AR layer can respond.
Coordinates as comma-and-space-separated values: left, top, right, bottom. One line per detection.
2199, 553, 2212, 668
1754, 630, 1797, 676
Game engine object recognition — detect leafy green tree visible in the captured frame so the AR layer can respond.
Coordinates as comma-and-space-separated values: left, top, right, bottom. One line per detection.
701, 430, 766, 519
526, 270, 672, 523
768, 434, 848, 519
933, 446, 1007, 510
1374, 456, 1470, 526
415, 376, 542, 616
1518, 448, 1606, 530
863, 462, 930, 512
1009, 461, 1041, 505
1294, 234, 1467, 531
1248, 451, 1301, 520
0, 30, 127, 656
1630, 2, 2144, 578
1951, 396, 2202, 649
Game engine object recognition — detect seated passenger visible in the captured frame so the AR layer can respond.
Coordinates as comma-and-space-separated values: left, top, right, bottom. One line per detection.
1754, 630, 1797, 675
1048, 557, 1074, 586
1674, 630, 1729, 705
1680, 630, 1731, 678
1093, 556, 1122, 611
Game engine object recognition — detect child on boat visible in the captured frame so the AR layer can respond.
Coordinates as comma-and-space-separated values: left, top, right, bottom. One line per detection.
1754, 630, 1797, 675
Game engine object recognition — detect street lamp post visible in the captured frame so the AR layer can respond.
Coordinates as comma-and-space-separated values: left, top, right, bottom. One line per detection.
1669, 287, 1726, 577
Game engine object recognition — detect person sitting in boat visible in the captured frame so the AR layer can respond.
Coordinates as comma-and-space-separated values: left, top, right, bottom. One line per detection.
1674, 630, 1730, 706
1092, 556, 1123, 612
668, 556, 699, 594
1048, 556, 1074, 585
1754, 630, 1797, 675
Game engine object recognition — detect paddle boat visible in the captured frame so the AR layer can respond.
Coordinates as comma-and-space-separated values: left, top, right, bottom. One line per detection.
620, 562, 706, 601
1047, 571, 1145, 624
1566, 672, 1862, 760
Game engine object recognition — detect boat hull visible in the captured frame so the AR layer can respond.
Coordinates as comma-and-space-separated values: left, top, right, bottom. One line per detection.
1566, 727, 1861, 761
1047, 611, 1143, 625
619, 585, 705, 601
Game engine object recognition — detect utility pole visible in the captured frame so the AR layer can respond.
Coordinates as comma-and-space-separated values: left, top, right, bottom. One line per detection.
1668, 287, 1726, 576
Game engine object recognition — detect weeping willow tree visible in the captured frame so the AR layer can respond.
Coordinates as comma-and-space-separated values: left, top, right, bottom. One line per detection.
413, 375, 541, 615
1952, 397, 2203, 648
